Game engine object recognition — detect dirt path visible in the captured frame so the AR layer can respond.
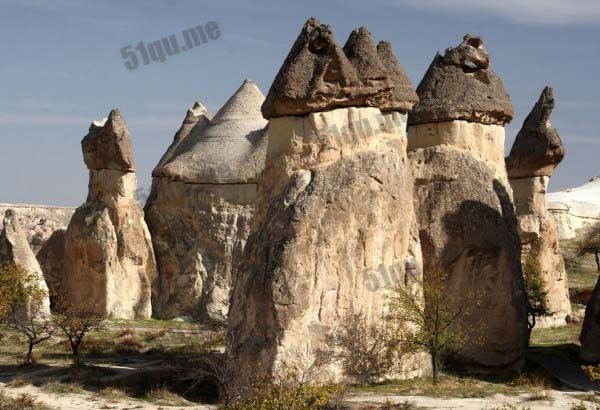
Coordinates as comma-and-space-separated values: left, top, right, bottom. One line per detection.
1, 383, 595, 410
0, 382, 216, 410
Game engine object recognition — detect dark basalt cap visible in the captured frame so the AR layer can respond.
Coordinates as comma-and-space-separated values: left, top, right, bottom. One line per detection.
377, 41, 419, 111
408, 34, 514, 126
261, 18, 418, 118
506, 87, 564, 179
82, 108, 135, 172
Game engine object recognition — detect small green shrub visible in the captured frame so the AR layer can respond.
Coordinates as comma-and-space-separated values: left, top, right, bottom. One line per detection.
42, 381, 85, 395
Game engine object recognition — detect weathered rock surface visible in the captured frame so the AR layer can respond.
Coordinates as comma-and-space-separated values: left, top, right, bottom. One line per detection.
0, 209, 51, 317
548, 177, 600, 266
0, 204, 74, 254
261, 18, 417, 118
582, 278, 600, 362
228, 21, 427, 388
507, 87, 570, 328
146, 80, 268, 323
408, 35, 528, 371
60, 109, 157, 319
36, 229, 66, 306
408, 35, 514, 126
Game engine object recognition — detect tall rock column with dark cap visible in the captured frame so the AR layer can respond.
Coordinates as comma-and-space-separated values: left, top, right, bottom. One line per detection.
61, 109, 157, 319
145, 80, 268, 324
506, 87, 571, 328
408, 35, 529, 371
227, 18, 428, 389
0, 209, 51, 318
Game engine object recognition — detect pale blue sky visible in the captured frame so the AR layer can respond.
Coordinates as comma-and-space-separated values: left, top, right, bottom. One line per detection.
1, 0, 598, 206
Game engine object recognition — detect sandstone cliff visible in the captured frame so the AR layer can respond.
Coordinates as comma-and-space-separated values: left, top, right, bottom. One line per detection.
227, 19, 427, 388
0, 209, 51, 318
506, 87, 571, 328
408, 35, 528, 371
146, 80, 268, 323
60, 109, 157, 319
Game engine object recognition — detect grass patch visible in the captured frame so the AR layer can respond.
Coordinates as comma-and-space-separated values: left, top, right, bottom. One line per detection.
42, 380, 85, 395
114, 334, 145, 355
349, 373, 526, 398
7, 375, 32, 388
98, 387, 130, 399
0, 390, 50, 410
529, 324, 581, 347
143, 387, 191, 406
566, 258, 598, 290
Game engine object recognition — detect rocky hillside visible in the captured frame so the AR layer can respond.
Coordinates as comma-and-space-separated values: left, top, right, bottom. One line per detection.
0, 203, 74, 254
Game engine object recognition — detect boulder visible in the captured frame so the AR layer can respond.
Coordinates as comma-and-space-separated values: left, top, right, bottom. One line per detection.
0, 209, 51, 318
408, 35, 528, 371
227, 20, 427, 389
146, 80, 268, 323
261, 18, 417, 118
60, 109, 157, 319
506, 87, 570, 328
408, 34, 513, 126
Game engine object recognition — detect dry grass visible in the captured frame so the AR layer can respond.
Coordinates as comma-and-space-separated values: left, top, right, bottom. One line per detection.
143, 387, 191, 406
0, 390, 50, 410
7, 375, 32, 388
42, 380, 85, 395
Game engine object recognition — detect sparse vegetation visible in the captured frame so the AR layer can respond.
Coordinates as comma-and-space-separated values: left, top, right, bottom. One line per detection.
387, 270, 482, 385
579, 223, 600, 273
52, 297, 104, 366
222, 367, 342, 410
0, 390, 48, 410
0, 263, 54, 364
143, 387, 191, 406
42, 380, 85, 395
522, 256, 553, 333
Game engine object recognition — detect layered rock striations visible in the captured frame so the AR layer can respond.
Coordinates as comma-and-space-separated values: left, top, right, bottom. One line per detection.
408, 35, 528, 370
146, 80, 268, 323
60, 109, 156, 319
227, 20, 427, 387
506, 87, 571, 328
0, 209, 51, 318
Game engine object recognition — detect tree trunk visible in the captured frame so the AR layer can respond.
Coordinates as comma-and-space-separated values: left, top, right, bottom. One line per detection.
432, 351, 439, 385
26, 342, 34, 364
595, 252, 600, 273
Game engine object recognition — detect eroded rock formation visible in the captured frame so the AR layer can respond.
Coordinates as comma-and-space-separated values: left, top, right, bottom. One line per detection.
60, 109, 156, 319
0, 204, 74, 254
0, 209, 51, 318
408, 35, 528, 371
227, 19, 427, 388
582, 275, 600, 362
146, 80, 268, 323
506, 87, 571, 327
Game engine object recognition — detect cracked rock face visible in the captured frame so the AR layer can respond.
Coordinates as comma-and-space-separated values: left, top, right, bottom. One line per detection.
408, 35, 528, 371
146, 80, 268, 323
0, 209, 51, 319
507, 87, 571, 328
409, 34, 514, 126
227, 20, 426, 389
60, 110, 157, 319
261, 18, 417, 118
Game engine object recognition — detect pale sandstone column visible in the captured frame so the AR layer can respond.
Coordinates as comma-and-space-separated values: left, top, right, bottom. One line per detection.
408, 35, 529, 371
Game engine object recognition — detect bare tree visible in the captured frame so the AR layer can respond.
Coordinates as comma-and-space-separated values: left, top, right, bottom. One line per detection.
579, 223, 600, 273
52, 297, 104, 367
0, 263, 54, 364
